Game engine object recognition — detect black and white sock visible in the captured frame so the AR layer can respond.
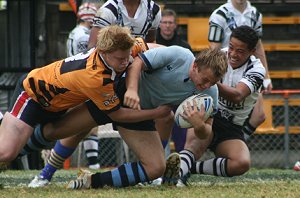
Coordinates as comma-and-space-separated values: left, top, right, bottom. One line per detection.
179, 149, 195, 178
191, 158, 229, 177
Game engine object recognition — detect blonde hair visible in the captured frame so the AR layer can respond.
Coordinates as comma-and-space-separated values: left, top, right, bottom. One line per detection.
96, 25, 135, 53
195, 48, 227, 79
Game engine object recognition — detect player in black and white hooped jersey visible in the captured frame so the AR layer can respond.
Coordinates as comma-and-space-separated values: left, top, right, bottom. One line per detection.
88, 0, 161, 48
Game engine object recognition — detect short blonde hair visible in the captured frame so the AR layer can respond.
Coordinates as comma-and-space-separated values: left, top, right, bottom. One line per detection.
96, 25, 135, 53
195, 48, 227, 79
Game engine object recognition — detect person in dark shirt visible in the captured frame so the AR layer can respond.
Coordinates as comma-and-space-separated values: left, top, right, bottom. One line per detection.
156, 9, 192, 51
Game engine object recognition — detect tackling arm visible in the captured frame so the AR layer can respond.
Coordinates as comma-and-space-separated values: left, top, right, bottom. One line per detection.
217, 82, 251, 104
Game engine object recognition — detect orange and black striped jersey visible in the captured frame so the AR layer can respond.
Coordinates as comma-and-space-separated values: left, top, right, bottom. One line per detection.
23, 38, 147, 112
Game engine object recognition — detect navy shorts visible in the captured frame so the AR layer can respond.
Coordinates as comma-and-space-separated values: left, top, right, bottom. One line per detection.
9, 73, 66, 127
208, 112, 246, 152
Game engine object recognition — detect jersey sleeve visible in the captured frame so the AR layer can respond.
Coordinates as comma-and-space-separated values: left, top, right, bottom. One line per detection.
93, 7, 116, 28
208, 9, 227, 42
239, 59, 266, 93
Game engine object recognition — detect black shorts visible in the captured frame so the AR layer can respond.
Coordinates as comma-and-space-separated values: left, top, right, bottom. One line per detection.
208, 113, 246, 152
85, 100, 155, 131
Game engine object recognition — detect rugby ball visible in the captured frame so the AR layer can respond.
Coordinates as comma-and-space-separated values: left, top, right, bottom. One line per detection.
174, 94, 213, 128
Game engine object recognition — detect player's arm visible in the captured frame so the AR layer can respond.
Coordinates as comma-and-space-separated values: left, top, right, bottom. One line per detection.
123, 57, 145, 110
217, 82, 251, 104
209, 42, 222, 49
88, 26, 100, 49
107, 105, 172, 123
255, 39, 272, 93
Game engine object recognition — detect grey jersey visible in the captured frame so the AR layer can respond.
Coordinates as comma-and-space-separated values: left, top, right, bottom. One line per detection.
208, 0, 262, 48
218, 48, 266, 126
138, 46, 219, 112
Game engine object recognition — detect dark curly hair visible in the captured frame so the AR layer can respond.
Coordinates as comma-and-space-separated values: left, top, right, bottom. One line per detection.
230, 25, 259, 50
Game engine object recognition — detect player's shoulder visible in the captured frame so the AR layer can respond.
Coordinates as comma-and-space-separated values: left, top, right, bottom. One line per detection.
209, 2, 232, 23
247, 55, 266, 74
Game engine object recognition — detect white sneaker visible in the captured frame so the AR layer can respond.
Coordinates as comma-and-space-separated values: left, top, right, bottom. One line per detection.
88, 163, 100, 170
66, 169, 92, 189
162, 152, 180, 185
294, 161, 300, 171
28, 175, 50, 188
137, 177, 162, 187
176, 178, 187, 187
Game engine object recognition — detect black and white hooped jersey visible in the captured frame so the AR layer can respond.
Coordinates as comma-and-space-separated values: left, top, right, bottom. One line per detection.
218, 48, 266, 126
208, 0, 262, 48
66, 25, 91, 57
93, 0, 161, 39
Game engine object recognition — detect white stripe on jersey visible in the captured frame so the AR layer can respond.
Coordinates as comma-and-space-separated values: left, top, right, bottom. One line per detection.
218, 48, 266, 126
208, 0, 262, 48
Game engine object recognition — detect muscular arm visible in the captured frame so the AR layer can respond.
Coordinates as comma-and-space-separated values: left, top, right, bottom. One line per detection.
107, 105, 171, 123
217, 82, 251, 104
123, 57, 145, 109
88, 27, 101, 49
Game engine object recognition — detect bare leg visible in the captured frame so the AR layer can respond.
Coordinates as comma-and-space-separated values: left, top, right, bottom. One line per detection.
0, 112, 33, 162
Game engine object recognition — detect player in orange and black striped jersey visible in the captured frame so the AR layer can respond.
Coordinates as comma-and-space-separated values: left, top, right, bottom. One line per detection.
0, 25, 170, 164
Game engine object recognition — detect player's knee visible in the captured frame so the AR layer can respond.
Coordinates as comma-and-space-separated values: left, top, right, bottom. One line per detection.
227, 156, 250, 176
42, 123, 56, 141
0, 148, 18, 162
231, 158, 250, 176
143, 158, 166, 180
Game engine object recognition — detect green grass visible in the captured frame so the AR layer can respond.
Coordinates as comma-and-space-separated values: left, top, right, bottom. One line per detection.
1, 169, 300, 198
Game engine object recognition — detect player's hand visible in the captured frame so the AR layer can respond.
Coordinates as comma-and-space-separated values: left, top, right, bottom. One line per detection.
124, 89, 141, 110
181, 99, 206, 129
262, 79, 273, 94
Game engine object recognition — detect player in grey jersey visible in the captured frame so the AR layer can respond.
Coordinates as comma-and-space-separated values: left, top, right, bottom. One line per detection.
170, 26, 265, 187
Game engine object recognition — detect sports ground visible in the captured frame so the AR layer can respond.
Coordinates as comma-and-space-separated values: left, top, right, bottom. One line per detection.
1, 168, 300, 198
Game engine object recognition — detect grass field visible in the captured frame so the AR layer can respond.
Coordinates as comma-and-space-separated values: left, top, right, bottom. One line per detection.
1, 168, 300, 198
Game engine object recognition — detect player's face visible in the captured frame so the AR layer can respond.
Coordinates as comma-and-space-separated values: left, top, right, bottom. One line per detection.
228, 37, 255, 69
159, 16, 176, 38
102, 49, 131, 73
190, 65, 220, 91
